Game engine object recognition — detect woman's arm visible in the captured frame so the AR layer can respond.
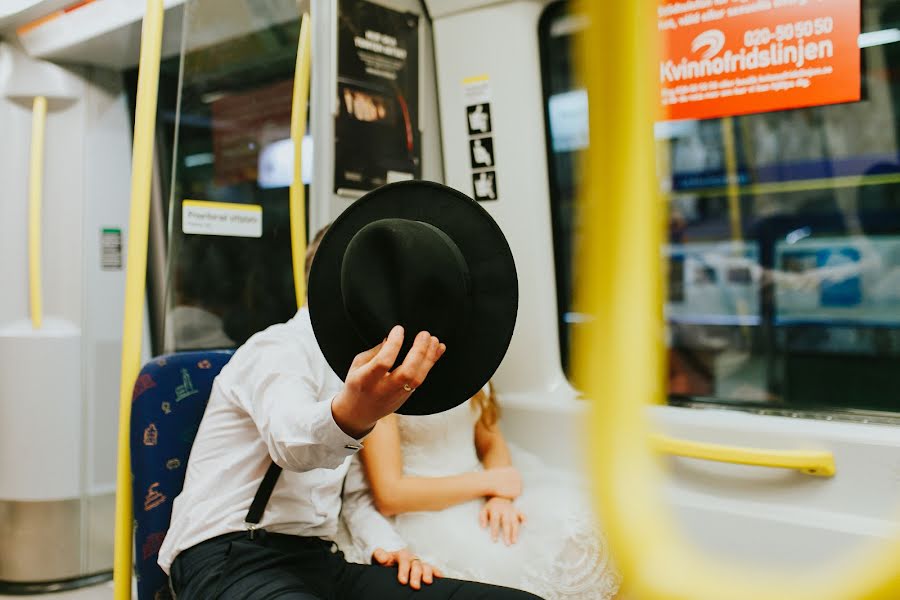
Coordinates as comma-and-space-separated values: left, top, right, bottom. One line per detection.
360, 415, 502, 516
474, 417, 513, 469
474, 417, 526, 546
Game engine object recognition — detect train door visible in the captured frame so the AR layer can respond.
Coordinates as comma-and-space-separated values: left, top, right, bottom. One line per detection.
157, 0, 312, 353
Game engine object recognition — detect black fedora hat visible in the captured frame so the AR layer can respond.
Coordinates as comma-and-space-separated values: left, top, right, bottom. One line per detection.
308, 180, 518, 415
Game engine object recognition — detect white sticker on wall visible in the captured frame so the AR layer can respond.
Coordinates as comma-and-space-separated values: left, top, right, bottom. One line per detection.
101, 228, 123, 270
462, 74, 491, 106
182, 200, 263, 238
462, 75, 498, 201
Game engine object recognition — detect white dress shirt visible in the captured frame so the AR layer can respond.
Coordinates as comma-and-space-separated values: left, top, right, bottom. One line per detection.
157, 308, 406, 574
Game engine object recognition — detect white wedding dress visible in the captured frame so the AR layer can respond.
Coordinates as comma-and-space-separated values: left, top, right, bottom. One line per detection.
340, 399, 621, 600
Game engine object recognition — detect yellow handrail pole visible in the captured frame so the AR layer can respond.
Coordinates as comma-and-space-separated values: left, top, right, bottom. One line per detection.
290, 12, 312, 307
720, 116, 753, 341
574, 0, 671, 595
721, 116, 743, 244
28, 96, 47, 330
113, 2, 164, 599
651, 434, 835, 477
578, 2, 900, 599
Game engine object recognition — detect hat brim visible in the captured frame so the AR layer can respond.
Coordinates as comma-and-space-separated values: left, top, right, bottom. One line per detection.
308, 181, 518, 415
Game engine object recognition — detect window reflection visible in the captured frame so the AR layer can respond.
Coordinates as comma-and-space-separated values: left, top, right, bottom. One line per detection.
163, 1, 305, 351
541, 0, 900, 415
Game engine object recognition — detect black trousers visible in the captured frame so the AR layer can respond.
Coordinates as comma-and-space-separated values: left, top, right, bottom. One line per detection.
170, 531, 545, 600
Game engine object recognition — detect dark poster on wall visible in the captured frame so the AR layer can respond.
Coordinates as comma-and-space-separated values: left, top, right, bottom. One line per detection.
335, 0, 420, 195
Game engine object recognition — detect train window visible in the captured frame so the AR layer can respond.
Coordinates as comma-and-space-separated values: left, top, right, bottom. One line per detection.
162, 0, 308, 351
539, 2, 586, 374
540, 0, 900, 416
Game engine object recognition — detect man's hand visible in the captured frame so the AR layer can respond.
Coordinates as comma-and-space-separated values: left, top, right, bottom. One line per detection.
372, 547, 443, 590
332, 327, 446, 438
479, 497, 526, 545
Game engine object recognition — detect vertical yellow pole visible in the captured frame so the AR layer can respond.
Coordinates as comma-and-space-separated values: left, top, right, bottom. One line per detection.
721, 116, 743, 243
28, 96, 47, 330
574, 0, 670, 594
113, 2, 164, 598
290, 13, 312, 307
720, 116, 751, 337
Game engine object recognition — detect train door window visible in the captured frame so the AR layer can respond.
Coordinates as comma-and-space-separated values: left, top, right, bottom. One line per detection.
539, 2, 587, 373
541, 0, 900, 416
162, 0, 309, 351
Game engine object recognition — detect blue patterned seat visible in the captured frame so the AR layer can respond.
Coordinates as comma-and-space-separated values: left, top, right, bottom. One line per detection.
130, 350, 235, 600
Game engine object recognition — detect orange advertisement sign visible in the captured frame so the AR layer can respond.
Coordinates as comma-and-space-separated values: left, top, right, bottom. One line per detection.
659, 0, 861, 121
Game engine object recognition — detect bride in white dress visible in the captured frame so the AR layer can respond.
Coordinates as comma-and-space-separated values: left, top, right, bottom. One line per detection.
339, 383, 621, 600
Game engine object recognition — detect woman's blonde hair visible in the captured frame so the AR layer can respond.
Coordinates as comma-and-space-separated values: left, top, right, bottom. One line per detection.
472, 381, 500, 428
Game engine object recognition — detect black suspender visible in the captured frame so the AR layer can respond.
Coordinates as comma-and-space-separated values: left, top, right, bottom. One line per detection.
244, 461, 283, 538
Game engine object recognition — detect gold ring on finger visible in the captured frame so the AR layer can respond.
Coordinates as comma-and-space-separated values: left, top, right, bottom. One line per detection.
403, 384, 414, 392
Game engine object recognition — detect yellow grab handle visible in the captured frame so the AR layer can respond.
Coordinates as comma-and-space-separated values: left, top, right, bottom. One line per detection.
290, 12, 312, 308
577, 2, 900, 600
113, 1, 164, 599
28, 96, 47, 330
651, 434, 836, 477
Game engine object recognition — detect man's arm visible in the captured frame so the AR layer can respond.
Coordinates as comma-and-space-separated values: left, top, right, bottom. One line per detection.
342, 457, 443, 590
249, 369, 364, 472
341, 455, 407, 561
239, 342, 364, 473
244, 326, 444, 474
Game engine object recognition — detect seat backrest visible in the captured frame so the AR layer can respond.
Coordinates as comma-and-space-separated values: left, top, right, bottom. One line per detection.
130, 350, 234, 600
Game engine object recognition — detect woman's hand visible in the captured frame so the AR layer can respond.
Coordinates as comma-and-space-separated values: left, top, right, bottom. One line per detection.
372, 547, 443, 589
486, 466, 522, 500
479, 497, 526, 545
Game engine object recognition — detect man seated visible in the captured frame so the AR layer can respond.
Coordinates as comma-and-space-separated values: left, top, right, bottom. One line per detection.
158, 182, 537, 599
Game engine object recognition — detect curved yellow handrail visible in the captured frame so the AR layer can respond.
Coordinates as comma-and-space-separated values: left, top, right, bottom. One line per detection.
28, 96, 47, 330
290, 12, 312, 307
651, 434, 836, 477
113, 1, 164, 599
576, 3, 900, 600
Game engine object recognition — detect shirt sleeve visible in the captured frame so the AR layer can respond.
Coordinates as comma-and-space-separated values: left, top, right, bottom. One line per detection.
242, 346, 364, 473
341, 456, 407, 562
